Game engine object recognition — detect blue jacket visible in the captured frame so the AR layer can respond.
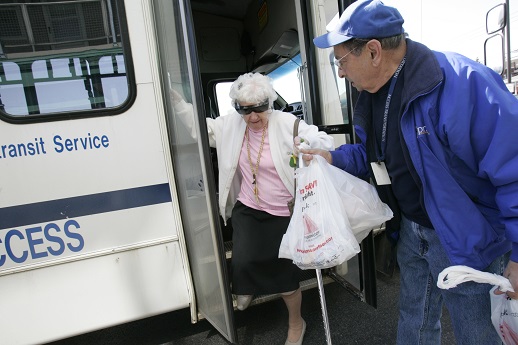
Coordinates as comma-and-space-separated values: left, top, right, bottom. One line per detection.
331, 39, 518, 270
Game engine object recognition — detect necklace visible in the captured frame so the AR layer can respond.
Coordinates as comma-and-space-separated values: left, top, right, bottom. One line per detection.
245, 124, 267, 204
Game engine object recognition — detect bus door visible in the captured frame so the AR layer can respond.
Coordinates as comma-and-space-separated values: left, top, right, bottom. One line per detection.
295, 0, 379, 307
149, 0, 237, 343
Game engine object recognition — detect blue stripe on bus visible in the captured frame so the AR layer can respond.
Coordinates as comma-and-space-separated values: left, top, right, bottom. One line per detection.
0, 183, 172, 230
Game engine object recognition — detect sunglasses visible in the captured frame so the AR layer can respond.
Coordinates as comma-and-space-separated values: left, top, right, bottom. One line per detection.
234, 100, 270, 115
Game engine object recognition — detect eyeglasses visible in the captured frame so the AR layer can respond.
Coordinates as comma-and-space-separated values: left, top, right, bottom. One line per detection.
234, 100, 270, 115
333, 45, 360, 69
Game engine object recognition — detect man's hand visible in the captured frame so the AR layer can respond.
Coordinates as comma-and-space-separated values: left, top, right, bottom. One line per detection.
495, 260, 518, 299
293, 136, 332, 164
299, 147, 333, 164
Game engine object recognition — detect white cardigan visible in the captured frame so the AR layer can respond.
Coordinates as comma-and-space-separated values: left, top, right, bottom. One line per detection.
175, 101, 334, 222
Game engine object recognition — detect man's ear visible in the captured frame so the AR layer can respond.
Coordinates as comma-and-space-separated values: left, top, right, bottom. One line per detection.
366, 39, 382, 66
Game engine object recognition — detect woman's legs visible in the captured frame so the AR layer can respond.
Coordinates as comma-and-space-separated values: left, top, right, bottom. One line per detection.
282, 288, 305, 342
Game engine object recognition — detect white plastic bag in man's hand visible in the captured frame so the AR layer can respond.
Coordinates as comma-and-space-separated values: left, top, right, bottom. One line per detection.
320, 158, 393, 242
279, 155, 360, 269
438, 265, 518, 345
491, 286, 518, 345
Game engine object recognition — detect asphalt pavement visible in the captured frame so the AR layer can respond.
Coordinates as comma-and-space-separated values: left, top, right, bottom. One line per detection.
46, 267, 456, 345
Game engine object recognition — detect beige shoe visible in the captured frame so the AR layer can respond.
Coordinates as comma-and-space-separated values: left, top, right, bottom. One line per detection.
236, 295, 253, 311
285, 319, 306, 345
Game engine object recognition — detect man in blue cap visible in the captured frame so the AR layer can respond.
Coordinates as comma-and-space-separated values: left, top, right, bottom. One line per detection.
300, 0, 518, 344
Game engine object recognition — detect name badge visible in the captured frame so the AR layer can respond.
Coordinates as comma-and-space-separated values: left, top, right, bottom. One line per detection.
371, 162, 391, 185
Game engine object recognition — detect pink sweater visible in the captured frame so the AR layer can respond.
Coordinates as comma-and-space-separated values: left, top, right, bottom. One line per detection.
237, 126, 292, 217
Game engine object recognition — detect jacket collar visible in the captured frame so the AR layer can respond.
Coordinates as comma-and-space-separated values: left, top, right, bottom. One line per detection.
401, 39, 443, 107
353, 39, 443, 129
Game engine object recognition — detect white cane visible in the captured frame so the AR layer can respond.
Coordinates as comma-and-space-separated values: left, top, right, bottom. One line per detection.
298, 153, 332, 345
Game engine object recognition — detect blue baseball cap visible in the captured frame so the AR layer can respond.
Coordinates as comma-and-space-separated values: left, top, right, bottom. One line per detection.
313, 0, 404, 48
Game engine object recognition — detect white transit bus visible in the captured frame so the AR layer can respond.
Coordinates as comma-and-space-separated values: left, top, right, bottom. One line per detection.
1, 0, 515, 344
0, 1, 374, 344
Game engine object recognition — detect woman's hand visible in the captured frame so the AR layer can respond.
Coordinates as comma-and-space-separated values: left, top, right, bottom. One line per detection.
293, 136, 306, 156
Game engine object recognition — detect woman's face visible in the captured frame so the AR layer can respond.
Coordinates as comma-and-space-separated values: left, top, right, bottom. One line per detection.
236, 101, 270, 131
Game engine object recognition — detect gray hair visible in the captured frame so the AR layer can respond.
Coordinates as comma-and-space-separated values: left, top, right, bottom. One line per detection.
344, 33, 407, 56
229, 72, 278, 108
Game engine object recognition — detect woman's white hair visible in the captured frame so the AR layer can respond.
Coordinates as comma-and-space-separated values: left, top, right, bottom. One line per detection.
229, 72, 278, 108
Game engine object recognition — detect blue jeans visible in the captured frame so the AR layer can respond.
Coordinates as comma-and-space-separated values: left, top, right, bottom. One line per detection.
396, 216, 507, 345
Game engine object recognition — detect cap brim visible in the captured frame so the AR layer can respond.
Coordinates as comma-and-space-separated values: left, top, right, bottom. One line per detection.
313, 31, 353, 48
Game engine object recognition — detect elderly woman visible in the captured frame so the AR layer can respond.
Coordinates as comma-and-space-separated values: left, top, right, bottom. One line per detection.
173, 72, 334, 345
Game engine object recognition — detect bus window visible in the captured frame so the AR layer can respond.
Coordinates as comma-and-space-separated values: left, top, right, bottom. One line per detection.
213, 55, 303, 118
331, 54, 350, 125
215, 82, 234, 116
0, 0, 133, 120
268, 54, 302, 106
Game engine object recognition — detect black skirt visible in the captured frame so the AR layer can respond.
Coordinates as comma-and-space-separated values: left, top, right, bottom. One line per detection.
231, 201, 301, 295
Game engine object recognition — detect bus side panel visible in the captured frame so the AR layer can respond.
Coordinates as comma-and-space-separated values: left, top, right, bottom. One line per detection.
0, 242, 189, 345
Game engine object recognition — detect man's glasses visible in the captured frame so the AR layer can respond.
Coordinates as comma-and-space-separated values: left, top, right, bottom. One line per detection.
333, 45, 361, 69
234, 100, 270, 115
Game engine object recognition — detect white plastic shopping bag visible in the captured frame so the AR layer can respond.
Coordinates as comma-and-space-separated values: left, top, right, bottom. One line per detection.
490, 286, 518, 345
322, 156, 393, 242
438, 265, 518, 345
279, 155, 393, 269
279, 155, 360, 269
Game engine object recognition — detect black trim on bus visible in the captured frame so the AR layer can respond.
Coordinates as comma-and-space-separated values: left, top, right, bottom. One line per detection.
300, 0, 322, 126
0, 183, 171, 230
339, 0, 360, 136
0, 0, 137, 124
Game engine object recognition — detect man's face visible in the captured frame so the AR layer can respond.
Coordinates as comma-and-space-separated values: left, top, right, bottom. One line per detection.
333, 42, 374, 92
